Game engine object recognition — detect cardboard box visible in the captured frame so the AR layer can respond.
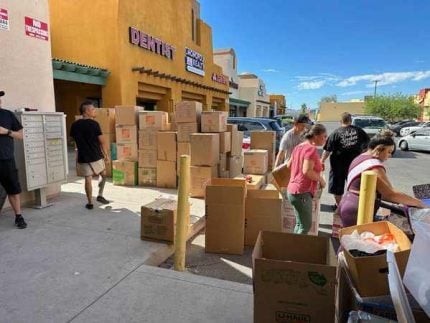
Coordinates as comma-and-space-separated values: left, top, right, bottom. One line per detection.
205, 178, 247, 255
115, 125, 137, 144
245, 189, 282, 246
272, 163, 291, 191
156, 160, 177, 188
250, 131, 276, 169
102, 133, 115, 156
112, 160, 137, 186
157, 132, 177, 162
138, 149, 157, 168
227, 124, 244, 156
138, 167, 156, 186
228, 154, 243, 178
190, 166, 218, 198
116, 143, 138, 161
244, 149, 268, 175
219, 131, 231, 153
234, 174, 264, 190
94, 108, 115, 134
201, 111, 228, 133
281, 198, 320, 236
141, 199, 176, 242
339, 221, 411, 297
253, 231, 336, 323
219, 153, 227, 173
114, 105, 141, 125
138, 111, 169, 130
175, 101, 202, 123
138, 129, 157, 150
177, 142, 191, 174
190, 133, 220, 166
219, 170, 230, 178
176, 122, 198, 142
105, 159, 112, 177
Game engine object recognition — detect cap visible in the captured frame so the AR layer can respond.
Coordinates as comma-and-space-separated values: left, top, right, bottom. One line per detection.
0, 91, 4, 97
294, 114, 310, 124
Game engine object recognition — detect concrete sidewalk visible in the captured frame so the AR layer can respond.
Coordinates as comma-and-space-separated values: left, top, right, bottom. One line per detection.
0, 174, 252, 322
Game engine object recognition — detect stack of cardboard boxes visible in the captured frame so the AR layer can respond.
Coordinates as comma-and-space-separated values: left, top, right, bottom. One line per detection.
226, 124, 244, 178
94, 108, 116, 177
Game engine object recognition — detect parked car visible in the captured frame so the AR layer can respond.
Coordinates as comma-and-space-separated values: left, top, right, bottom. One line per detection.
400, 121, 430, 137
227, 117, 285, 151
351, 115, 387, 138
398, 129, 430, 152
390, 121, 420, 136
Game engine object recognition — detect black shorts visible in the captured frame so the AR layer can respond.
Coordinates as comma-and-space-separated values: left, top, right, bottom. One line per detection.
0, 159, 22, 195
328, 164, 349, 196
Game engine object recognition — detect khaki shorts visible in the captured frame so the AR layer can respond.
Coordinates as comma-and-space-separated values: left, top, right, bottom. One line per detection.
76, 159, 105, 177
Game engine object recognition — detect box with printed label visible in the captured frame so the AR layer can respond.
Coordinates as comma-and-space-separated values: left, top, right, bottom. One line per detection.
138, 167, 156, 186
95, 108, 116, 134
175, 101, 202, 123
190, 166, 218, 198
114, 106, 141, 125
190, 133, 220, 166
176, 122, 198, 142
157, 132, 177, 162
138, 129, 157, 150
156, 160, 177, 188
138, 111, 169, 130
201, 111, 228, 133
112, 160, 137, 186
116, 143, 138, 161
138, 149, 157, 168
244, 149, 268, 175
115, 125, 137, 144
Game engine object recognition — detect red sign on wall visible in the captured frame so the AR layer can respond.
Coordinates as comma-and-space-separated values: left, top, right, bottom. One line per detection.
0, 8, 9, 30
25, 16, 48, 41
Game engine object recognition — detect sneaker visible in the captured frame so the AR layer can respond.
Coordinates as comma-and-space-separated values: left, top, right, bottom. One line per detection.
85, 203, 94, 210
96, 196, 110, 204
15, 216, 27, 229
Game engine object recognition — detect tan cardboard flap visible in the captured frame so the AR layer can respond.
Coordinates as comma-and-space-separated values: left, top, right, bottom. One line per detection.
247, 189, 280, 199
209, 177, 246, 188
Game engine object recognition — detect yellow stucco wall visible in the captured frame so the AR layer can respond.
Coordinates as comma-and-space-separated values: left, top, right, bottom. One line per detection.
49, 0, 228, 112
318, 102, 365, 122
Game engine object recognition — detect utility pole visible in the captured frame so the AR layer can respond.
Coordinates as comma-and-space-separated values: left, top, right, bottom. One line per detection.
373, 80, 380, 97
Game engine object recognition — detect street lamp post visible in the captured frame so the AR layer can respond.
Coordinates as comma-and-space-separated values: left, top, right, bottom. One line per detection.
374, 80, 380, 97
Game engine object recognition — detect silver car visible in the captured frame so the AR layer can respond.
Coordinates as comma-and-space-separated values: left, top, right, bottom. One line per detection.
398, 129, 430, 152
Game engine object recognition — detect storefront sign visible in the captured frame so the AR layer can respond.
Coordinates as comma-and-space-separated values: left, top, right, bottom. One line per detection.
257, 83, 266, 97
185, 47, 204, 76
229, 78, 239, 89
129, 27, 175, 60
211, 73, 228, 85
24, 17, 49, 41
0, 8, 9, 30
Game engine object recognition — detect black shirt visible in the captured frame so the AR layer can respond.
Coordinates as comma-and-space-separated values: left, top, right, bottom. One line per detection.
0, 109, 23, 160
324, 125, 369, 168
70, 119, 104, 163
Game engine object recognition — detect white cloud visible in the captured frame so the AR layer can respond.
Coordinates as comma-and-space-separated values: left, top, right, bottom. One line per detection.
336, 70, 430, 88
262, 68, 279, 73
340, 90, 369, 96
298, 80, 325, 90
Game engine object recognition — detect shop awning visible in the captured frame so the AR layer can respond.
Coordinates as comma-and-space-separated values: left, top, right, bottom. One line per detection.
229, 97, 250, 107
52, 58, 110, 85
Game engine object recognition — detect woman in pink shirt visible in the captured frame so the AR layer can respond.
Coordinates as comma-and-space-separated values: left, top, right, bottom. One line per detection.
287, 124, 327, 234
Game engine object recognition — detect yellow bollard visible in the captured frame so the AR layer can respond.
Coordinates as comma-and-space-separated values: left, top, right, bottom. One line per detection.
356, 170, 378, 225
174, 155, 190, 271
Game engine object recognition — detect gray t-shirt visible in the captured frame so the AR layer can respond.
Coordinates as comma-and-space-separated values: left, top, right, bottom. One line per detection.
279, 128, 303, 161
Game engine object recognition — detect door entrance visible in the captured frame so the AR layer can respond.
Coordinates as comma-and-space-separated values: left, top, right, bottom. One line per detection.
136, 98, 157, 111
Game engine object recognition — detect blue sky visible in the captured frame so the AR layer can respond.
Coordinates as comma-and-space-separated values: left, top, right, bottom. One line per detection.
200, 0, 430, 110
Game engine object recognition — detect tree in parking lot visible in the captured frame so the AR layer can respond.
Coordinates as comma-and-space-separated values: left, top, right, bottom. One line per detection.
364, 94, 420, 121
319, 95, 337, 103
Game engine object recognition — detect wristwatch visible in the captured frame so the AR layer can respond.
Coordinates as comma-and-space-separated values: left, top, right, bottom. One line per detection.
7, 130, 12, 136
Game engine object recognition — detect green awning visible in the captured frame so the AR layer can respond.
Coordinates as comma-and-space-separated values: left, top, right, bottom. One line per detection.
52, 58, 110, 85
229, 97, 250, 107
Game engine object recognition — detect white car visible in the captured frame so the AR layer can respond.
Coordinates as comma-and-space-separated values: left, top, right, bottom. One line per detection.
399, 128, 430, 152
400, 121, 430, 137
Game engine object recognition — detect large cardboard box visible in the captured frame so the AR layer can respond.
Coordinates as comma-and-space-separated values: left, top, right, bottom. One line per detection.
339, 221, 411, 297
205, 178, 247, 255
112, 160, 137, 186
190, 165, 218, 198
227, 124, 244, 156
156, 160, 177, 188
253, 231, 336, 323
138, 149, 157, 168
250, 131, 276, 169
190, 133, 220, 166
228, 154, 243, 178
245, 189, 282, 246
219, 131, 231, 153
157, 132, 177, 162
201, 111, 228, 133
138, 111, 169, 130
114, 105, 141, 125
138, 129, 157, 150
115, 125, 137, 144
176, 122, 198, 142
175, 101, 202, 123
272, 163, 291, 191
234, 174, 264, 190
116, 143, 138, 161
94, 108, 115, 134
141, 198, 176, 242
244, 149, 268, 175
138, 167, 156, 186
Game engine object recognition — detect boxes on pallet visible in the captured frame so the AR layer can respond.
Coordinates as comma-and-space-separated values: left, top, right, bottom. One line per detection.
138, 129, 157, 150
138, 149, 157, 168
227, 154, 243, 178
190, 165, 218, 198
250, 131, 276, 169
175, 101, 202, 123
244, 149, 268, 175
112, 160, 137, 186
138, 111, 169, 130
116, 143, 138, 161
156, 160, 177, 188
190, 133, 220, 166
177, 142, 191, 174
138, 167, 156, 186
201, 111, 228, 133
94, 108, 116, 134
219, 131, 231, 153
114, 106, 141, 125
176, 122, 198, 142
157, 132, 177, 162
227, 124, 244, 156
115, 125, 137, 144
